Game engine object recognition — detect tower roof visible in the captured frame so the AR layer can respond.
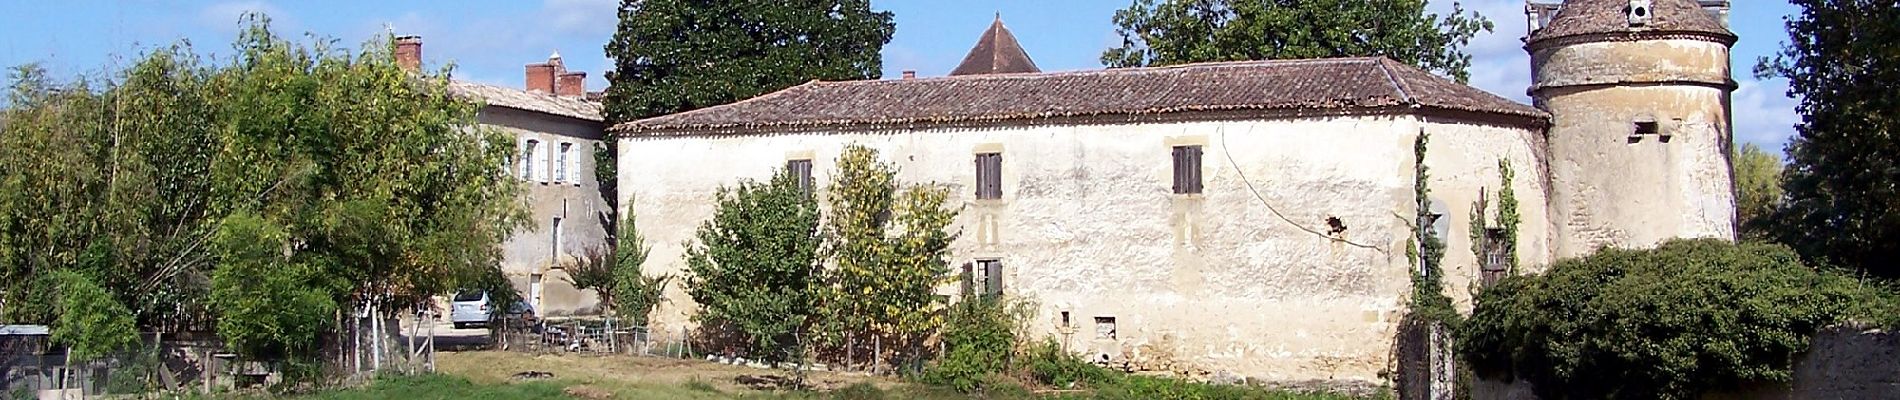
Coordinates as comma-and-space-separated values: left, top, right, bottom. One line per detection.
950, 15, 1041, 76
1527, 0, 1734, 46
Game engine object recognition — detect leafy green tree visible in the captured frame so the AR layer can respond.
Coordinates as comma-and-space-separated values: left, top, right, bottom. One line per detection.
1458, 239, 1892, 399
682, 170, 821, 362
1733, 143, 1783, 241
818, 144, 960, 364
208, 213, 337, 360
1758, 1, 1900, 277
601, 0, 896, 123
1103, 0, 1492, 83
611, 215, 670, 326
51, 270, 140, 361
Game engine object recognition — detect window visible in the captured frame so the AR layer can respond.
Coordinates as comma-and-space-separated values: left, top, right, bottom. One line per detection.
1094, 317, 1117, 340
519, 140, 539, 180
551, 217, 563, 267
555, 143, 572, 183
787, 159, 814, 194
1480, 228, 1510, 286
1172, 145, 1203, 194
962, 259, 1004, 298
535, 140, 551, 183
975, 152, 1002, 199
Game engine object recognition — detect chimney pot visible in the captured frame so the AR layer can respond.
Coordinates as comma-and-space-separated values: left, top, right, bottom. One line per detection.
902, 70, 917, 80
557, 72, 587, 98
395, 35, 422, 72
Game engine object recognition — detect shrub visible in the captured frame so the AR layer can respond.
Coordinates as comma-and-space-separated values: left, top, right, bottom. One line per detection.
50, 269, 139, 361
682, 170, 821, 362
920, 297, 1031, 392
1023, 339, 1116, 389
1458, 239, 1894, 399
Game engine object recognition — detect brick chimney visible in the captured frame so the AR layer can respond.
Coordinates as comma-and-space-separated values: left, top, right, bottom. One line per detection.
902, 70, 916, 80
394, 36, 422, 72
525, 51, 564, 94
556, 72, 587, 98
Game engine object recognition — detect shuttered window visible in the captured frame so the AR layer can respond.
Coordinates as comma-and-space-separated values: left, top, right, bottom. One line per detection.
962, 260, 1004, 299
787, 159, 814, 194
975, 152, 1002, 199
1172, 145, 1204, 194
519, 140, 539, 180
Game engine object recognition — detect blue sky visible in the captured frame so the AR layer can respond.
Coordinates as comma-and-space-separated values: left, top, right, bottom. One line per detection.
1, 0, 1798, 149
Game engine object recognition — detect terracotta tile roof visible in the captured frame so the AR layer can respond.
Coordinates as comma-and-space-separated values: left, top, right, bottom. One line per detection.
613, 57, 1546, 135
950, 16, 1041, 76
1528, 0, 1733, 45
448, 80, 603, 122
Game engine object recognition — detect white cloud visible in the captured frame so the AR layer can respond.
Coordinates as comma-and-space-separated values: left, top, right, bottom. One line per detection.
1733, 78, 1801, 150
1444, 0, 1535, 102
543, 0, 620, 36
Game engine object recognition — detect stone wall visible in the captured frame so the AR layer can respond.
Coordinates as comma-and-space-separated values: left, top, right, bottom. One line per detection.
617, 114, 1544, 382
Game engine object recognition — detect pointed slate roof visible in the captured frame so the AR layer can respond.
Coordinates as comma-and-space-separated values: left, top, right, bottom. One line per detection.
1527, 0, 1734, 46
949, 15, 1041, 76
612, 57, 1547, 135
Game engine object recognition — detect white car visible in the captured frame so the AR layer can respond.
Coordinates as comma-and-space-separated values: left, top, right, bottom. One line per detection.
450, 291, 536, 329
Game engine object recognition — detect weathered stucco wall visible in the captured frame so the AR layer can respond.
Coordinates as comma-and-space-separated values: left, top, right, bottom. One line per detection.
1419, 118, 1554, 308
483, 108, 611, 317
618, 115, 1542, 382
1533, 38, 1736, 258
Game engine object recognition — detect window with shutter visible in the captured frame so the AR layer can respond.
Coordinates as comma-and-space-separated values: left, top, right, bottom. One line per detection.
960, 262, 975, 299
977, 259, 1004, 297
556, 143, 572, 183
975, 153, 1002, 199
536, 141, 551, 183
520, 140, 539, 180
787, 159, 814, 194
1172, 145, 1203, 194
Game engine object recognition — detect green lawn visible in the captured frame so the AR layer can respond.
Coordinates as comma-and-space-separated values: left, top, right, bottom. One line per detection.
265, 373, 1377, 400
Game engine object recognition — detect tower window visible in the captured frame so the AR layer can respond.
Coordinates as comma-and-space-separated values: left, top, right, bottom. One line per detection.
1635, 121, 1659, 135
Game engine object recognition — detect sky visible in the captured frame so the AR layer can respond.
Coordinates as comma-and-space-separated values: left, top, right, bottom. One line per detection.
0, 0, 1800, 150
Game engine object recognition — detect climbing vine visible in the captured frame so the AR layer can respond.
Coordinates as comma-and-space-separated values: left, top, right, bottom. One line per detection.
1409, 133, 1459, 327
1468, 160, 1521, 275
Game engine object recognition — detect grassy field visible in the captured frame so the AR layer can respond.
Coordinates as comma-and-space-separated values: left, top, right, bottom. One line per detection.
262, 351, 1380, 399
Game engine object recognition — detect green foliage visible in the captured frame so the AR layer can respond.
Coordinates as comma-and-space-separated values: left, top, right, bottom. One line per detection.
1022, 340, 1117, 389
1757, 1, 1900, 278
1409, 133, 1459, 327
920, 297, 1033, 393
1103, 0, 1493, 82
818, 144, 962, 359
601, 0, 895, 123
208, 213, 337, 360
1457, 239, 1894, 399
50, 270, 139, 361
1468, 160, 1520, 274
564, 245, 616, 305
612, 216, 671, 326
1732, 143, 1783, 242
2, 15, 525, 357
682, 170, 822, 362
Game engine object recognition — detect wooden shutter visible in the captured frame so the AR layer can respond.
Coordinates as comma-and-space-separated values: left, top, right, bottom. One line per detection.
960, 262, 974, 299
1188, 145, 1203, 194
1173, 146, 1203, 194
983, 260, 1003, 297
787, 159, 813, 194
976, 153, 1002, 199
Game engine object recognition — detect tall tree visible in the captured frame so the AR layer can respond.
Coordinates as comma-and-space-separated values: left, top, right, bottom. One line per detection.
601, 0, 896, 124
817, 145, 960, 364
1733, 143, 1783, 242
1102, 0, 1492, 83
1757, 0, 1900, 277
682, 170, 822, 362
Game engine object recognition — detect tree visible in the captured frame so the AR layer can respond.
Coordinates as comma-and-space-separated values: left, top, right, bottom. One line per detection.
817, 144, 961, 364
1756, 1, 1900, 278
601, 0, 896, 123
51, 270, 139, 361
682, 170, 822, 362
611, 214, 670, 326
1733, 143, 1783, 241
1102, 0, 1492, 83
1458, 239, 1889, 399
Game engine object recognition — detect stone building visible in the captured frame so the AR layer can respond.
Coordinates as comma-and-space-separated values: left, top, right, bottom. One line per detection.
611, 0, 1735, 384
397, 37, 613, 317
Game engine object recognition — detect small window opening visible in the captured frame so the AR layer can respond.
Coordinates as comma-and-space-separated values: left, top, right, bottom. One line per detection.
1061, 311, 1072, 327
1094, 317, 1117, 340
1480, 228, 1510, 286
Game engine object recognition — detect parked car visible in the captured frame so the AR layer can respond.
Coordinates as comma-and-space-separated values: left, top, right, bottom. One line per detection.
450, 291, 538, 329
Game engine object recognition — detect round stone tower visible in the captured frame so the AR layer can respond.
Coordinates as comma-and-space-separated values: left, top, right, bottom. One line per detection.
1526, 0, 1737, 258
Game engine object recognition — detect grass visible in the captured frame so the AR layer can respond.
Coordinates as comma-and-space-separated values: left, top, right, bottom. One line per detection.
238, 351, 1379, 400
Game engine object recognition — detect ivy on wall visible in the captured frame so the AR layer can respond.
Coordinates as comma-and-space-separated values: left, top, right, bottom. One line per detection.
1409, 133, 1460, 327
1469, 160, 1521, 276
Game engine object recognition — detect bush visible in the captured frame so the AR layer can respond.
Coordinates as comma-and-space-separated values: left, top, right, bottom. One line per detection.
919, 297, 1031, 392
1023, 339, 1116, 389
1458, 239, 1894, 399
50, 270, 139, 361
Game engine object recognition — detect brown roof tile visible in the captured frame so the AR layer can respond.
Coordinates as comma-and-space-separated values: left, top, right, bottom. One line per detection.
449, 80, 603, 122
613, 57, 1547, 135
1528, 0, 1734, 45
949, 16, 1041, 76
